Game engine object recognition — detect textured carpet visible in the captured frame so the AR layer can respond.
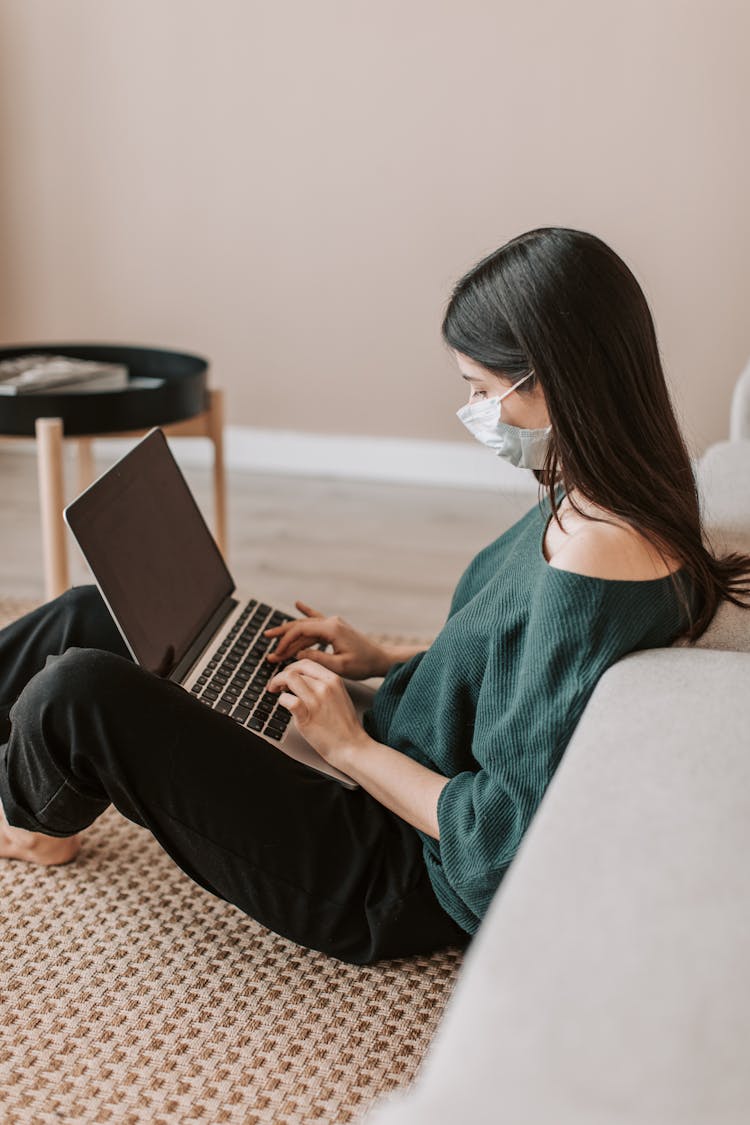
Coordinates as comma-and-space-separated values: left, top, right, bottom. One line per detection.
0, 598, 463, 1124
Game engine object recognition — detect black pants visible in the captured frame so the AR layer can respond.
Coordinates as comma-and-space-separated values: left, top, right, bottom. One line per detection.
0, 586, 469, 964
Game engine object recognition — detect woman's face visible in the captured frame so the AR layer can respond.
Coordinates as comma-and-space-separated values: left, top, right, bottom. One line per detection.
453, 351, 551, 430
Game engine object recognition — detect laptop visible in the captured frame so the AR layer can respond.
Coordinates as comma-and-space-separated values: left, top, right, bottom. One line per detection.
63, 426, 377, 789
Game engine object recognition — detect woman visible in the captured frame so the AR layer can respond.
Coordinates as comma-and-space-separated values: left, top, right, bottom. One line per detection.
2, 227, 749, 964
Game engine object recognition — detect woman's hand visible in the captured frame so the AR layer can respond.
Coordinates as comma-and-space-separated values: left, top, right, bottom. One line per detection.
267, 658, 368, 765
264, 600, 390, 680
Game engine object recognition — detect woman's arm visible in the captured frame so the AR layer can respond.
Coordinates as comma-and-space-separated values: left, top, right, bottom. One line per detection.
370, 642, 428, 677
337, 731, 449, 840
267, 656, 447, 838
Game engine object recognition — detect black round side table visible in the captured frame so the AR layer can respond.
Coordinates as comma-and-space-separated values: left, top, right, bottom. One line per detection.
0, 343, 226, 599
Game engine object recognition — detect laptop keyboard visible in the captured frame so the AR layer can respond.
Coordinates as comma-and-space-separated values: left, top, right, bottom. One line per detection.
188, 599, 299, 741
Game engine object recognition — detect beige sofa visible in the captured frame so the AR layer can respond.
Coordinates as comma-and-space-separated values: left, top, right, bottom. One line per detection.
365, 368, 750, 1125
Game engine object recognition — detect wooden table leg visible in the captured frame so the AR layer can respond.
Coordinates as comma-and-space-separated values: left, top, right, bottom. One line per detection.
207, 388, 228, 558
77, 437, 95, 494
35, 417, 69, 600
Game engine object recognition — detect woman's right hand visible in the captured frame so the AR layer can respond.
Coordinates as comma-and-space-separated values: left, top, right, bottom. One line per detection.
264, 600, 391, 680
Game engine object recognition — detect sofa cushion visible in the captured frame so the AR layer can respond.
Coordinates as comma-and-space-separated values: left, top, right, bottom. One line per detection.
675, 595, 750, 653
674, 439, 750, 652
697, 440, 750, 554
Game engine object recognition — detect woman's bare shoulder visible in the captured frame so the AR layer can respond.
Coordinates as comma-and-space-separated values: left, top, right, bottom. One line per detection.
546, 513, 682, 581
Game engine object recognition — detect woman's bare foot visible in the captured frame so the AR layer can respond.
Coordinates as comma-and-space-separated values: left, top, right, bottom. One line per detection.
0, 797, 82, 865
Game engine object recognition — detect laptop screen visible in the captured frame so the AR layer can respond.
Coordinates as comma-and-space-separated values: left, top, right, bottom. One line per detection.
64, 428, 234, 675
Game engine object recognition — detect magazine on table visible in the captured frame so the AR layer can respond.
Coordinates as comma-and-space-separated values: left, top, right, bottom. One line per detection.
0, 354, 130, 395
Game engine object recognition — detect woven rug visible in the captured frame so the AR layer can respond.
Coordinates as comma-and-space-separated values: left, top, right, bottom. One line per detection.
0, 598, 463, 1125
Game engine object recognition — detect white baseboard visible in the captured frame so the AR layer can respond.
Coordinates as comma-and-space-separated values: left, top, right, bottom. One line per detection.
4, 425, 540, 493
216, 427, 539, 492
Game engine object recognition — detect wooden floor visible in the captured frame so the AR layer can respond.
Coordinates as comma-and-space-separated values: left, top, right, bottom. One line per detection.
0, 445, 536, 637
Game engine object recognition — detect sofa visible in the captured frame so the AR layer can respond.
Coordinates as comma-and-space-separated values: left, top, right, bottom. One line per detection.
365, 364, 750, 1125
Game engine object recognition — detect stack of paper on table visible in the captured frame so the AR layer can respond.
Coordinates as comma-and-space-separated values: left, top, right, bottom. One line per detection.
0, 354, 130, 395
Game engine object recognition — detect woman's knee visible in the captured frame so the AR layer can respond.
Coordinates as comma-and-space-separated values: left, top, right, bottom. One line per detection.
48, 644, 121, 683
54, 585, 131, 658
11, 647, 130, 725
54, 583, 101, 615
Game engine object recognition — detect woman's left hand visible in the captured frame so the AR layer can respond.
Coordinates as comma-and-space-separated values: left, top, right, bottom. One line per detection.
267, 658, 366, 765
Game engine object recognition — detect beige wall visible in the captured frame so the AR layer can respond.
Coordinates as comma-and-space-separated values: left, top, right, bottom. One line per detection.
1, 0, 748, 456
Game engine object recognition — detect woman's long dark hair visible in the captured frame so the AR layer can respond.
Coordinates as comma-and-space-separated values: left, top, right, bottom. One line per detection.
441, 226, 750, 641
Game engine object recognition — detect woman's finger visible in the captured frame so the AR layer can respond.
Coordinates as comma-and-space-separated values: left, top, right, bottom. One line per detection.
295, 648, 342, 671
276, 691, 308, 722
263, 622, 289, 637
266, 619, 335, 659
263, 602, 325, 639
295, 600, 325, 619
269, 665, 318, 702
264, 618, 330, 643
277, 657, 337, 684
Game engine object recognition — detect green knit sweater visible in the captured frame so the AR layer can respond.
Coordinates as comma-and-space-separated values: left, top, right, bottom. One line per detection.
362, 494, 697, 935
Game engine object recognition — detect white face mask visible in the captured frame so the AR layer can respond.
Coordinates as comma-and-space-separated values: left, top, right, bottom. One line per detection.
455, 369, 552, 470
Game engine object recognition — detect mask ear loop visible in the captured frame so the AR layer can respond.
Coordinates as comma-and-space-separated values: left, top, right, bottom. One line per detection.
497, 368, 535, 402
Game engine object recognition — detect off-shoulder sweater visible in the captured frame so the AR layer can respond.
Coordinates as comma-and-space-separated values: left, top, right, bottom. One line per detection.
361, 494, 696, 935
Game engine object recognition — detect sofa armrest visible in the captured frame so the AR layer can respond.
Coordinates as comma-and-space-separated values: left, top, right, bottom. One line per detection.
366, 648, 750, 1125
